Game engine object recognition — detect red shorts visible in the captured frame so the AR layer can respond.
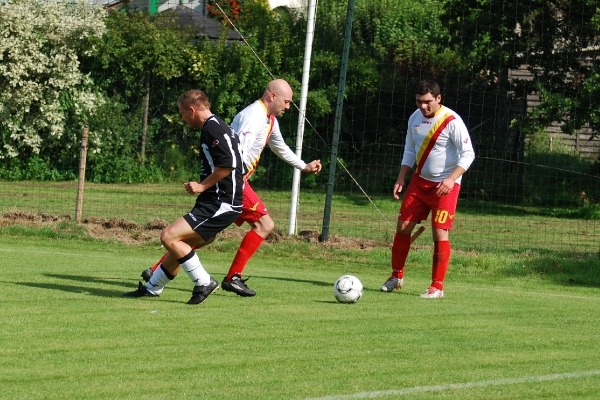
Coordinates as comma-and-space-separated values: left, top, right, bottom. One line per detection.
234, 182, 268, 226
398, 174, 461, 230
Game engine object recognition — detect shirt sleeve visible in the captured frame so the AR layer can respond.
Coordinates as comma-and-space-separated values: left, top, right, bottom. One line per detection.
401, 113, 417, 168
448, 118, 475, 172
267, 119, 307, 170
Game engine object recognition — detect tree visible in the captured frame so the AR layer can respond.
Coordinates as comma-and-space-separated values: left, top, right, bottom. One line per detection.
0, 0, 106, 160
86, 10, 197, 164
442, 0, 600, 137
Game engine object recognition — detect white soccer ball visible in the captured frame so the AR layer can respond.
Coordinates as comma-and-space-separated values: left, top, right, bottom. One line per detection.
333, 275, 364, 303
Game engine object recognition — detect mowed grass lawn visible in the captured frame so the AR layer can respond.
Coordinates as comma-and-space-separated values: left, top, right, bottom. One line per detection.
1, 232, 600, 399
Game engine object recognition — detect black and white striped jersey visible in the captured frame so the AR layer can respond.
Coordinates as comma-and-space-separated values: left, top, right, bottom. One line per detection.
197, 115, 245, 207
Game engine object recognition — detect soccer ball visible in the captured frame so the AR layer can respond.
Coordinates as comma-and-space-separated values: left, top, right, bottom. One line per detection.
333, 275, 363, 303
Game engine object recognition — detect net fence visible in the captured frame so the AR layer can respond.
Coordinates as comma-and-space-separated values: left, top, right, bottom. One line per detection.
1, 0, 599, 254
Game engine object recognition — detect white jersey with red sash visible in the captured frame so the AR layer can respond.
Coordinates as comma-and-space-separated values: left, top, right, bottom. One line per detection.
230, 100, 306, 180
402, 105, 475, 184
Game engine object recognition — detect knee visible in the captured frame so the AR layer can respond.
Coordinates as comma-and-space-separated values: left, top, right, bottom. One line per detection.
160, 227, 175, 248
432, 228, 449, 242
263, 216, 275, 233
396, 221, 414, 235
253, 215, 274, 237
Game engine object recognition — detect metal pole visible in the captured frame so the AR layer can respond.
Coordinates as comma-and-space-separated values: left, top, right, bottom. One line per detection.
75, 127, 89, 223
288, 0, 318, 235
321, 0, 355, 242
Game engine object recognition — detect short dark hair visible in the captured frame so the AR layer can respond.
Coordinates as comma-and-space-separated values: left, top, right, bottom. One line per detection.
415, 80, 441, 97
178, 90, 211, 110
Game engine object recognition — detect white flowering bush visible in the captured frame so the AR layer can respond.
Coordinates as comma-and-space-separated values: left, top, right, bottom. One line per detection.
0, 0, 106, 159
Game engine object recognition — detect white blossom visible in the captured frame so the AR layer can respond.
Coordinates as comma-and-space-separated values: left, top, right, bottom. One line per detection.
0, 0, 106, 158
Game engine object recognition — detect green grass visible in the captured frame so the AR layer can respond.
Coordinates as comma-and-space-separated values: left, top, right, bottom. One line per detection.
2, 181, 600, 254
1, 231, 600, 399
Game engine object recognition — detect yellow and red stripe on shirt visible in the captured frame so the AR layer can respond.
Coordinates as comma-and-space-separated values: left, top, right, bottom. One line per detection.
415, 111, 455, 175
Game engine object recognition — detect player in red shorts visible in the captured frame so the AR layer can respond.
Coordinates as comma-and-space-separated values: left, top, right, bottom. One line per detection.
140, 79, 322, 296
380, 79, 475, 298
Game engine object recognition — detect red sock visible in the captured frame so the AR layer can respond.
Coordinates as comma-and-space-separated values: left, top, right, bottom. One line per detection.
391, 233, 411, 279
431, 240, 451, 290
226, 230, 264, 280
151, 244, 199, 272
151, 252, 168, 272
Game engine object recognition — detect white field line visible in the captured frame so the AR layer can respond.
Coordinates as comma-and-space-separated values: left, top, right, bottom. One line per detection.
306, 370, 600, 400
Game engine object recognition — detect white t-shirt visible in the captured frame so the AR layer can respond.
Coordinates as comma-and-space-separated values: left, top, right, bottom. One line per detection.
230, 100, 306, 178
402, 105, 475, 184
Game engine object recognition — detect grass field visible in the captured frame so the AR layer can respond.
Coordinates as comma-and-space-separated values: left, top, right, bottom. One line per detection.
1, 181, 599, 254
1, 228, 600, 399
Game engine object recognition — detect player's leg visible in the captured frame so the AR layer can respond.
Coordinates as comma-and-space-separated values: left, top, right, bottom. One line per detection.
381, 179, 428, 292
381, 219, 418, 292
156, 216, 218, 304
124, 217, 211, 300
125, 199, 235, 305
141, 238, 209, 283
175, 201, 241, 304
222, 183, 271, 297
420, 182, 461, 299
228, 214, 273, 280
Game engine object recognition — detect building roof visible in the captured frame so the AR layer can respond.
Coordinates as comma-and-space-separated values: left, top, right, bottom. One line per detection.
161, 5, 242, 41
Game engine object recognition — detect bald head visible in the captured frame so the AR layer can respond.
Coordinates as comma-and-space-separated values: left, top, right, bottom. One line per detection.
265, 79, 292, 97
261, 79, 293, 117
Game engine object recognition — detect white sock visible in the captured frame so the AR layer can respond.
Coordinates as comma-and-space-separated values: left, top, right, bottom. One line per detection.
179, 253, 210, 286
145, 265, 172, 295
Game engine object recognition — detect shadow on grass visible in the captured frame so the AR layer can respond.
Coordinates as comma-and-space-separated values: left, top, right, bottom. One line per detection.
44, 273, 138, 288
9, 273, 190, 300
14, 281, 131, 298
254, 275, 332, 288
253, 275, 415, 296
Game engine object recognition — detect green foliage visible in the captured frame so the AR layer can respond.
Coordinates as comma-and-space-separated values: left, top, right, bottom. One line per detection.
0, 156, 75, 181
87, 10, 195, 96
3, 0, 598, 218
79, 7, 213, 183
442, 0, 600, 138
188, 0, 308, 122
84, 98, 160, 183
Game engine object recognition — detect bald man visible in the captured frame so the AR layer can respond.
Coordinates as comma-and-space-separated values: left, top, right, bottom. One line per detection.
141, 79, 322, 297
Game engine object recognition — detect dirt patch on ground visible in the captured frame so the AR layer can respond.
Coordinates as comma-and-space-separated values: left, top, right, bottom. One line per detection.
1, 211, 389, 250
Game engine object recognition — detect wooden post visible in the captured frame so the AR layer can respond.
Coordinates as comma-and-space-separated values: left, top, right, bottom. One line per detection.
140, 72, 151, 166
75, 127, 89, 222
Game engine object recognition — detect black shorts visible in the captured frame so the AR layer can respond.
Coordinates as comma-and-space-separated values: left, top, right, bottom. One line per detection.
183, 200, 242, 242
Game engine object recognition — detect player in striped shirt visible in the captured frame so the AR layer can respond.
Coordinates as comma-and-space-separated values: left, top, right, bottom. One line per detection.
123, 90, 244, 304
380, 80, 475, 298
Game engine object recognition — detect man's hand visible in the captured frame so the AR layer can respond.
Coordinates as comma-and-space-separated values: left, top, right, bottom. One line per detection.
183, 182, 204, 195
392, 180, 404, 200
435, 177, 455, 197
303, 160, 322, 174
393, 166, 412, 200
